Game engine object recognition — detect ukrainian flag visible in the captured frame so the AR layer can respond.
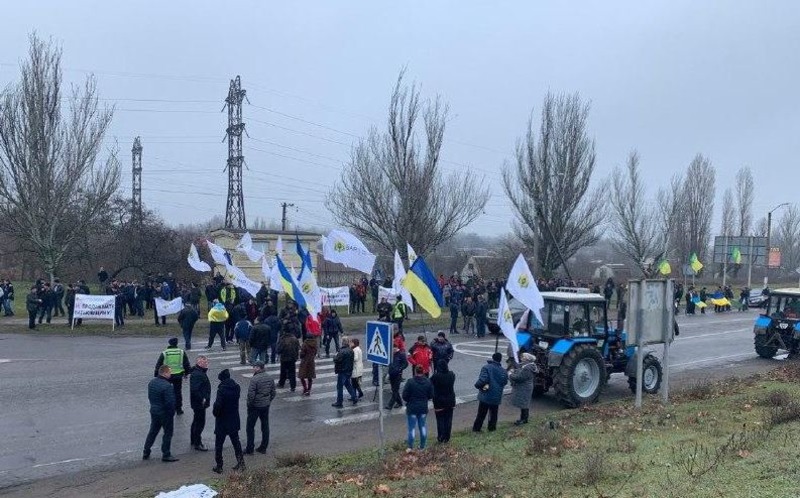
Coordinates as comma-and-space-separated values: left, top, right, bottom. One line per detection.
402, 255, 444, 318
276, 254, 307, 309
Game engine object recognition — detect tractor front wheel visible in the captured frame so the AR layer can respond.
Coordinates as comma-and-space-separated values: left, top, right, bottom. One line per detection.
628, 354, 663, 394
554, 344, 607, 408
755, 334, 778, 359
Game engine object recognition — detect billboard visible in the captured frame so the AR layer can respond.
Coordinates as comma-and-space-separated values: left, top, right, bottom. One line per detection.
712, 236, 767, 265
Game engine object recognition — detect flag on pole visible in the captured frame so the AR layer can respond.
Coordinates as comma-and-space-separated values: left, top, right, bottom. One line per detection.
505, 254, 544, 327
658, 259, 672, 275
297, 265, 322, 317
689, 252, 704, 273
275, 236, 284, 256
392, 250, 414, 312
206, 240, 230, 266
187, 244, 211, 272
222, 264, 262, 298
407, 243, 418, 268
261, 256, 271, 283
402, 256, 443, 318
269, 258, 283, 292
296, 233, 314, 279
275, 255, 307, 309
235, 232, 265, 262
322, 229, 376, 274
497, 289, 520, 363
731, 247, 742, 265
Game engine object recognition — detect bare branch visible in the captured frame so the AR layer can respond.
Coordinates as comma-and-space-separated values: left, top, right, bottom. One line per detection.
735, 166, 754, 236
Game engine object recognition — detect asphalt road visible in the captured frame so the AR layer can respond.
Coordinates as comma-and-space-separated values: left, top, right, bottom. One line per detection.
0, 309, 778, 494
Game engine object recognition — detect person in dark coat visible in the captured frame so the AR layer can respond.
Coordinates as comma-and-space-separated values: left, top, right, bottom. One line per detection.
402, 365, 434, 449
143, 365, 179, 462
430, 359, 456, 443
385, 346, 408, 409
244, 361, 276, 454
298, 337, 318, 395
190, 355, 211, 451
276, 331, 300, 391
25, 286, 41, 330
430, 332, 454, 373
212, 369, 245, 473
265, 314, 281, 364
332, 338, 358, 408
177, 303, 200, 350
250, 321, 271, 365
322, 309, 343, 357
475, 295, 488, 338
509, 353, 538, 425
472, 352, 509, 432
449, 300, 460, 335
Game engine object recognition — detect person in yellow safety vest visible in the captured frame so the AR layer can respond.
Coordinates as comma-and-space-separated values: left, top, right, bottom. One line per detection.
154, 337, 192, 415
220, 285, 237, 306
392, 296, 408, 338
207, 300, 230, 351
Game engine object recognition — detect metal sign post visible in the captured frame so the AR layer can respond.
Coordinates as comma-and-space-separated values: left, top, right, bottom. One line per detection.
635, 305, 644, 409
366, 321, 391, 457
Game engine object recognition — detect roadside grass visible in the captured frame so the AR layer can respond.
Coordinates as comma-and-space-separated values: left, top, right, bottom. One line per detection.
221, 364, 800, 498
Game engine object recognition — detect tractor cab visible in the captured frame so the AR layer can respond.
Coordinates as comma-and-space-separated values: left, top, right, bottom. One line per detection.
754, 288, 800, 358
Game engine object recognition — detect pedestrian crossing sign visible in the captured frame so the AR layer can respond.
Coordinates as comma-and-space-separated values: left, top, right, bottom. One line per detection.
366, 321, 391, 366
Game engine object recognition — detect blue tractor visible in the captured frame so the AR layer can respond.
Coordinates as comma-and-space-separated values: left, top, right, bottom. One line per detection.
488, 288, 663, 408
753, 288, 800, 358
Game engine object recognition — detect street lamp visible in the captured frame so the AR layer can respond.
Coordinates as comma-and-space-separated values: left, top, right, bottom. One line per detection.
766, 202, 790, 276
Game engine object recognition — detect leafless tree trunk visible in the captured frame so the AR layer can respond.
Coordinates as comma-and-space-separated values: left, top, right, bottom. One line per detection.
735, 166, 754, 236
0, 34, 120, 283
326, 70, 488, 258
676, 154, 716, 264
656, 174, 684, 260
609, 151, 659, 274
502, 92, 605, 278
775, 206, 800, 274
721, 188, 735, 236
754, 216, 768, 237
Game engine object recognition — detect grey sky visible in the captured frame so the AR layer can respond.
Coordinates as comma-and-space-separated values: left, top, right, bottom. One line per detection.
2, 1, 799, 236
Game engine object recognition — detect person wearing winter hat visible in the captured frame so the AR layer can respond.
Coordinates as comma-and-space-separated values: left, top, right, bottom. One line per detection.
207, 300, 229, 351
154, 338, 192, 415
472, 352, 508, 433
509, 353, 538, 425
212, 369, 245, 473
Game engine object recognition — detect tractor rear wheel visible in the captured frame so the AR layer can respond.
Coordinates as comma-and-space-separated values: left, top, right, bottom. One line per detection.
554, 344, 607, 408
755, 334, 778, 359
628, 354, 663, 394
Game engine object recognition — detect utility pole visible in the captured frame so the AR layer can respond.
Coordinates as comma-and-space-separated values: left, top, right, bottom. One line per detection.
131, 136, 142, 222
281, 202, 295, 231
223, 76, 248, 229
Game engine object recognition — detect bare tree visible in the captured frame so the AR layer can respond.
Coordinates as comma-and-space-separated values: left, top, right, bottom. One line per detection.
326, 70, 488, 257
754, 216, 768, 237
503, 92, 605, 277
0, 34, 119, 282
608, 151, 659, 274
720, 188, 736, 236
735, 166, 754, 236
656, 174, 684, 259
675, 154, 716, 264
775, 206, 800, 274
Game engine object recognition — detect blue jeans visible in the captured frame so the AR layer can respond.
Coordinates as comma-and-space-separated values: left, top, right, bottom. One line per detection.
407, 413, 428, 449
2, 299, 12, 316
251, 347, 266, 364
336, 372, 357, 405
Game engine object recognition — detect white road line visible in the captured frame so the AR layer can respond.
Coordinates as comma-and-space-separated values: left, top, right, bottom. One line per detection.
676, 328, 750, 341
32, 458, 87, 468
670, 352, 754, 368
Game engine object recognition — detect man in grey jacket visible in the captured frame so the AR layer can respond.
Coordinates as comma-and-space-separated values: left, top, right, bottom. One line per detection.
244, 361, 276, 454
143, 365, 179, 462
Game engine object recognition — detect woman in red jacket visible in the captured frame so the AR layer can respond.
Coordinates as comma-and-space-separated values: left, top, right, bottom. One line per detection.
407, 335, 433, 377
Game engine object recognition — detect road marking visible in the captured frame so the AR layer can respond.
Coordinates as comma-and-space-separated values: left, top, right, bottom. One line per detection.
676, 327, 751, 341
670, 352, 754, 368
32, 458, 87, 468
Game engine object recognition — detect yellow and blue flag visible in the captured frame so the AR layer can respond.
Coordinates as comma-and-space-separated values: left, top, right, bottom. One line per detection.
402, 255, 444, 318
296, 234, 313, 279
276, 254, 306, 309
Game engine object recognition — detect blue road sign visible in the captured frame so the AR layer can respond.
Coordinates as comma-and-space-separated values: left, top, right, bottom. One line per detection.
365, 320, 391, 366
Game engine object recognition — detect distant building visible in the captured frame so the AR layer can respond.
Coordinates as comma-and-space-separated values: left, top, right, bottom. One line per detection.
460, 255, 507, 280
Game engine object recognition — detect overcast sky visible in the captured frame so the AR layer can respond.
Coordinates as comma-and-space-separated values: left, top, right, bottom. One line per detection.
2, 1, 798, 236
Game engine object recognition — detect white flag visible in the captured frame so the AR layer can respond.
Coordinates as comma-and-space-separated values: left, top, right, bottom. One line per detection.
392, 250, 414, 311
322, 229, 376, 274
297, 267, 323, 316
261, 256, 271, 282
223, 264, 262, 297
235, 231, 265, 262
206, 240, 230, 266
407, 242, 418, 268
505, 254, 544, 327
269, 258, 283, 292
155, 297, 184, 317
498, 289, 520, 362
187, 244, 211, 272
